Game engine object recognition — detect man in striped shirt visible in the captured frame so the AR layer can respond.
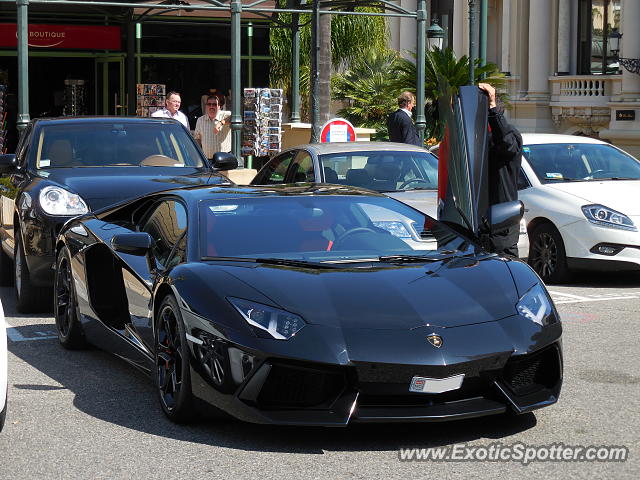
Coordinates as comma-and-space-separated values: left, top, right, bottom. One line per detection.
194, 95, 232, 158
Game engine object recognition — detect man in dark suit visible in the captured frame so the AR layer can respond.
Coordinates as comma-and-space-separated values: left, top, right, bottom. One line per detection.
479, 82, 523, 257
387, 91, 422, 146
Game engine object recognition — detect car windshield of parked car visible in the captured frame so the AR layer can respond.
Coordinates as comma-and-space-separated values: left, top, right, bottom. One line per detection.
200, 195, 473, 262
524, 143, 640, 183
318, 151, 438, 192
34, 122, 205, 169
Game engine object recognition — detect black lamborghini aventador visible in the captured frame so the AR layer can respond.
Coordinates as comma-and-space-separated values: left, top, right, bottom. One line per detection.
53, 87, 562, 425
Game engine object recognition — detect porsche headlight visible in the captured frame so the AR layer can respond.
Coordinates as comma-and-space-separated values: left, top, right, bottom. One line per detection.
516, 283, 555, 326
228, 297, 306, 340
39, 186, 88, 216
372, 221, 413, 238
582, 204, 636, 231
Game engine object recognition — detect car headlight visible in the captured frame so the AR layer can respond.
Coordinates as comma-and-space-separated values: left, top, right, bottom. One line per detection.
372, 220, 413, 238
582, 204, 636, 231
39, 186, 88, 216
516, 283, 555, 326
227, 297, 306, 340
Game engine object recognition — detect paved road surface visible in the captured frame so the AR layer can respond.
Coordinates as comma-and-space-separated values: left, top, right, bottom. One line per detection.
1, 271, 639, 479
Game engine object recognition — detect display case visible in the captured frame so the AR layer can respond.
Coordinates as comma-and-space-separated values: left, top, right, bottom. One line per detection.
242, 88, 283, 157
136, 84, 166, 117
0, 83, 7, 153
63, 79, 86, 116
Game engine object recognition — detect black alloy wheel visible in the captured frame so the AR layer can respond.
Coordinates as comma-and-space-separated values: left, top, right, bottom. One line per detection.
528, 223, 570, 284
14, 233, 51, 313
54, 247, 87, 349
155, 295, 195, 423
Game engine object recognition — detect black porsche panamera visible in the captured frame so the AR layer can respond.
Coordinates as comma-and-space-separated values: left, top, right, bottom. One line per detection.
0, 116, 236, 313
52, 88, 562, 425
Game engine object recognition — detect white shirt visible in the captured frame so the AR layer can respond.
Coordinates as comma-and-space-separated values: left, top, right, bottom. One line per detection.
151, 107, 189, 130
401, 107, 413, 119
194, 111, 232, 157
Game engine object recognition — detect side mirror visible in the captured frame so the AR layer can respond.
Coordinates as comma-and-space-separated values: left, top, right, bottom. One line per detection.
111, 232, 153, 256
489, 200, 524, 232
0, 154, 17, 175
212, 152, 238, 171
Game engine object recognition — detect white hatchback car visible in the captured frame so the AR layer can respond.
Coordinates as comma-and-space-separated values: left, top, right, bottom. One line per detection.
519, 134, 640, 283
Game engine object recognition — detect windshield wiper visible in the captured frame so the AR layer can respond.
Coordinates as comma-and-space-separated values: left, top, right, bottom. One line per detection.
544, 177, 584, 182
378, 254, 452, 263
201, 256, 336, 269
587, 177, 638, 181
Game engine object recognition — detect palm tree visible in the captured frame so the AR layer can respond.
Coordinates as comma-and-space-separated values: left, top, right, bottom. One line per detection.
331, 49, 401, 140
393, 47, 507, 139
269, 1, 387, 122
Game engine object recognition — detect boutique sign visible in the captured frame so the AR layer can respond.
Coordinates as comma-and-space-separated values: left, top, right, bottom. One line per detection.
0, 24, 121, 50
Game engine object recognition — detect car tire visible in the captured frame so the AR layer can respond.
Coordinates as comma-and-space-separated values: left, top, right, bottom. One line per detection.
54, 246, 88, 350
14, 234, 51, 313
0, 394, 6, 433
0, 243, 14, 287
155, 294, 195, 423
528, 223, 571, 284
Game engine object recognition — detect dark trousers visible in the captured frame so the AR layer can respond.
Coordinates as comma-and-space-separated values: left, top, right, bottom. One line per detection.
489, 224, 519, 257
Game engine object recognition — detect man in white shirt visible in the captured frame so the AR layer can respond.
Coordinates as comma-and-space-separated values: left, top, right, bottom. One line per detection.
151, 91, 189, 129
194, 95, 232, 158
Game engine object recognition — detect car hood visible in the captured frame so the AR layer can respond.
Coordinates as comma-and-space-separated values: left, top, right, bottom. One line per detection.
219, 256, 519, 330
42, 167, 223, 210
547, 180, 640, 215
385, 190, 437, 217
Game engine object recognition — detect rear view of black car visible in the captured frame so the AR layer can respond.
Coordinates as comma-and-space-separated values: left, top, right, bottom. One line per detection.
0, 116, 236, 312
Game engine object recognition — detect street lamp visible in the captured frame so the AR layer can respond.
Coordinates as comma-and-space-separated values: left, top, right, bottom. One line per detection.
608, 28, 640, 75
426, 18, 445, 51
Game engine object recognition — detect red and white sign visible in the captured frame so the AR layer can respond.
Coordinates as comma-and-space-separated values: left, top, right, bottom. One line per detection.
0, 24, 122, 50
320, 118, 357, 143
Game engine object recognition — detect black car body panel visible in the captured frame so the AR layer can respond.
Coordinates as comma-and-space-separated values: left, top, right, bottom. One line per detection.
437, 85, 492, 235
52, 91, 559, 426
0, 117, 231, 305
56, 182, 562, 426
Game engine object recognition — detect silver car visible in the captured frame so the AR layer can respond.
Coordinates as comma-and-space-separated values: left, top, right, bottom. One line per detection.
251, 142, 528, 257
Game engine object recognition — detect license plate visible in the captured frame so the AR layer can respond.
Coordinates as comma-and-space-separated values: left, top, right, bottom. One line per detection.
409, 374, 465, 394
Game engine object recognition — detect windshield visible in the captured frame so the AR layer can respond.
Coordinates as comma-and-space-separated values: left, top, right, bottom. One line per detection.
34, 122, 205, 169
318, 150, 438, 192
524, 143, 640, 183
199, 195, 472, 261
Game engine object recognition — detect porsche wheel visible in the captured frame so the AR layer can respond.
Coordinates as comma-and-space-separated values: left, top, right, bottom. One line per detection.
54, 247, 87, 350
528, 223, 570, 284
155, 295, 195, 423
14, 234, 51, 313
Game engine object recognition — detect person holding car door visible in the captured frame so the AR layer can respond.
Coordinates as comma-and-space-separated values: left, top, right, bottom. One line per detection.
478, 82, 523, 257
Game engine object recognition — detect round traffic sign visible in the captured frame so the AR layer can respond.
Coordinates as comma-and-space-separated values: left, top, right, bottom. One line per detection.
320, 118, 357, 143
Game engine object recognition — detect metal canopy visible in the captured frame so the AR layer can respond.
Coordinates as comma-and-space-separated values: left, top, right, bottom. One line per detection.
3, 0, 428, 157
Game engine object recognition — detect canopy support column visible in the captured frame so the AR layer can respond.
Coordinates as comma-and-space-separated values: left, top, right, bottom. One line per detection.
415, 0, 426, 145
230, 0, 243, 164
16, 0, 30, 131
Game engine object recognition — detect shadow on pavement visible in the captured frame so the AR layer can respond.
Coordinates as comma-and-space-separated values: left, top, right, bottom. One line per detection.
552, 270, 640, 288
4, 289, 538, 454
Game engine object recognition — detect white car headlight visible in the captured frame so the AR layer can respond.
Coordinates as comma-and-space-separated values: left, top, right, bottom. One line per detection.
516, 283, 555, 326
228, 297, 306, 340
372, 220, 413, 238
581, 204, 636, 231
39, 186, 89, 216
